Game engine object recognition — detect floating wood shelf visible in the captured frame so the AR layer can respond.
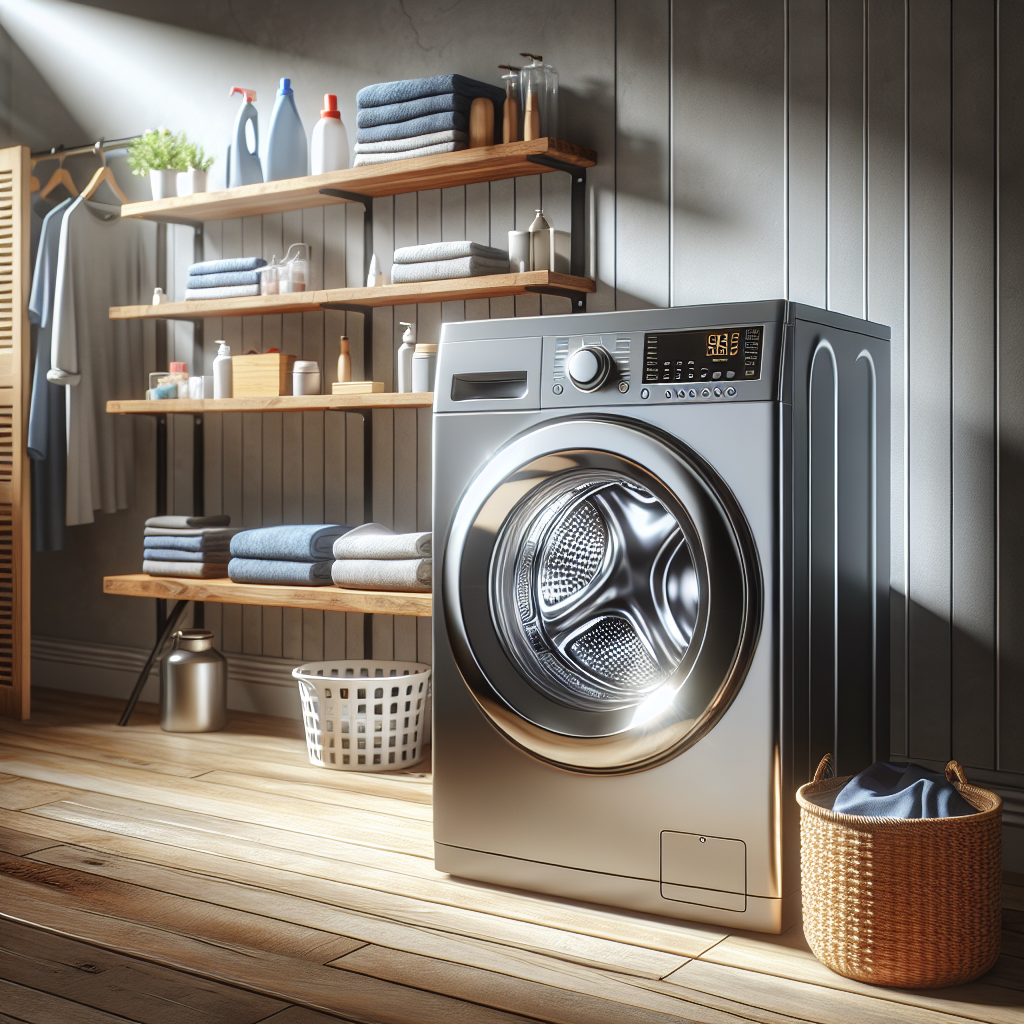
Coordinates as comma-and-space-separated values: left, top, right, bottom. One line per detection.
106, 393, 433, 415
109, 271, 595, 321
103, 574, 432, 617
118, 139, 596, 224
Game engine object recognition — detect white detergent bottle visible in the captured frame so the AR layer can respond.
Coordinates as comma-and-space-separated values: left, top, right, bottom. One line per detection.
265, 78, 308, 181
213, 342, 233, 399
397, 322, 415, 393
311, 94, 349, 173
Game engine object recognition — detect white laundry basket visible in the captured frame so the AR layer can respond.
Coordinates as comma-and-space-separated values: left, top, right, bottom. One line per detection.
292, 660, 431, 771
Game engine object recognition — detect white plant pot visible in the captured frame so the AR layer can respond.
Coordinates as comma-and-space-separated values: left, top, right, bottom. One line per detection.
149, 169, 178, 200
177, 169, 207, 197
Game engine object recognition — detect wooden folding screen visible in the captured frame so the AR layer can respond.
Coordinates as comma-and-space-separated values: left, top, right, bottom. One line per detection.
0, 146, 30, 719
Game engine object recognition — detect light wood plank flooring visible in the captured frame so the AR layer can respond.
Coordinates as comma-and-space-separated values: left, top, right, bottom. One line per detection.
0, 689, 1019, 1024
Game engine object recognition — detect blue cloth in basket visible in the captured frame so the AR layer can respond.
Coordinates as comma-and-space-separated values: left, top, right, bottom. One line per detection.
230, 524, 351, 562
832, 761, 976, 819
357, 75, 504, 110
228, 558, 334, 586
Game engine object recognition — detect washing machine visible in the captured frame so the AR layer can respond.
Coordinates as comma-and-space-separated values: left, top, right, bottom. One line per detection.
432, 300, 889, 933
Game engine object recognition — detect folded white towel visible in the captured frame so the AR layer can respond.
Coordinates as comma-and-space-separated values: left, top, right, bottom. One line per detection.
185, 284, 261, 300
333, 523, 431, 560
353, 142, 465, 166
354, 129, 468, 154
393, 241, 509, 265
332, 558, 431, 591
390, 256, 510, 284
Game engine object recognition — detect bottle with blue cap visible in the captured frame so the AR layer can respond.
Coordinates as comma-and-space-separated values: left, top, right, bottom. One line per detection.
265, 77, 308, 181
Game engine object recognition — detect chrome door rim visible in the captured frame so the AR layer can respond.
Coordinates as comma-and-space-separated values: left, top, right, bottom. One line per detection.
443, 417, 762, 773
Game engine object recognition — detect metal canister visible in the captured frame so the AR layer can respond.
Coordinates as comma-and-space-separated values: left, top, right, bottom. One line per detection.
160, 629, 227, 732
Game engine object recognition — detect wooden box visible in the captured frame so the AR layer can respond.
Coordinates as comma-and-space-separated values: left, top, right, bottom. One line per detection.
232, 353, 296, 397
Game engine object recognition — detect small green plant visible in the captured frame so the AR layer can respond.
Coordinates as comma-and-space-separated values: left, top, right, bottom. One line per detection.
127, 128, 188, 175
183, 140, 215, 172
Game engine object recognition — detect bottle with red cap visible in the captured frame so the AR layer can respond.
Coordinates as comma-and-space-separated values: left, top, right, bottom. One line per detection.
311, 93, 349, 174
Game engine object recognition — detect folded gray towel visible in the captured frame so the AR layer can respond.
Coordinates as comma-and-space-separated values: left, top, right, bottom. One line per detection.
144, 526, 240, 538
353, 143, 466, 166
390, 256, 510, 283
189, 257, 266, 276
143, 548, 228, 562
357, 75, 504, 110
229, 558, 334, 586
185, 285, 260, 300
182, 271, 262, 289
333, 523, 431, 560
229, 524, 352, 561
356, 111, 468, 145
354, 130, 468, 154
357, 92, 473, 129
393, 241, 509, 265
144, 560, 230, 578
144, 534, 232, 552
146, 515, 231, 529
332, 558, 431, 591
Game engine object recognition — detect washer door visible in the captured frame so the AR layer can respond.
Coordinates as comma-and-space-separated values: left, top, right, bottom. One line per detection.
444, 417, 762, 773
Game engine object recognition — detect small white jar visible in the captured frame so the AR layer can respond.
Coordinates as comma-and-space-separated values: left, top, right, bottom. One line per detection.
293, 360, 321, 396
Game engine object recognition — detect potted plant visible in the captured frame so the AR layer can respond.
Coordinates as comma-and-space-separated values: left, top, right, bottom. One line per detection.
127, 128, 187, 199
179, 141, 215, 196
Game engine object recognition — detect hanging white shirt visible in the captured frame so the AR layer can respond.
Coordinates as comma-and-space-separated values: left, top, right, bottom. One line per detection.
48, 198, 154, 526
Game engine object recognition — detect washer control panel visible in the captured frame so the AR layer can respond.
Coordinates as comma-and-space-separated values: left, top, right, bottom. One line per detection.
643, 326, 764, 385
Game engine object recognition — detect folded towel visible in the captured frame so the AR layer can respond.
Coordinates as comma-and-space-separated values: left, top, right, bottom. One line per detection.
333, 523, 432, 560
144, 560, 230, 579
144, 526, 240, 539
832, 761, 976, 819
357, 92, 474, 129
144, 534, 232, 552
390, 256, 510, 283
354, 130, 468, 154
143, 548, 222, 562
229, 524, 352, 562
356, 111, 468, 145
393, 241, 509, 265
146, 515, 231, 529
228, 557, 334, 586
185, 285, 261, 300
189, 257, 266, 276
357, 75, 505, 110
332, 558, 431, 591
182, 271, 262, 289
353, 143, 466, 166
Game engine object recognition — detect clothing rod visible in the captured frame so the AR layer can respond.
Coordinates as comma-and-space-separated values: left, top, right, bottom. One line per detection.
31, 136, 141, 164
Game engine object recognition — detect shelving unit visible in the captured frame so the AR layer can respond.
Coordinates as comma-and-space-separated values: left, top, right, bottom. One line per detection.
107, 393, 433, 415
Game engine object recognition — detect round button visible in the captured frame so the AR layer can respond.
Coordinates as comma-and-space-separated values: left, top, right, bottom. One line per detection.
688, 389, 696, 398
726, 386, 736, 397
713, 387, 722, 397
665, 389, 673, 399
567, 346, 612, 392
640, 388, 649, 400
676, 388, 687, 398
618, 381, 629, 394
552, 383, 563, 395
701, 388, 710, 398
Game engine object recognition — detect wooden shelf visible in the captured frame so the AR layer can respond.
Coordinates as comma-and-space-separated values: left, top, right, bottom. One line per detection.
103, 574, 432, 617
109, 271, 595, 321
107, 393, 432, 415
118, 139, 596, 223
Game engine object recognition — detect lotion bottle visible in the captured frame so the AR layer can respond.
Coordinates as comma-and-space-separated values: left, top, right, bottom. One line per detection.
265, 78, 307, 181
213, 342, 233, 399
311, 94, 349, 173
397, 323, 415, 393
337, 336, 352, 383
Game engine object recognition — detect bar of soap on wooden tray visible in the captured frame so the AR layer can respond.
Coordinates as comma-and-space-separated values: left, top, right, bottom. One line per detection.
331, 381, 385, 395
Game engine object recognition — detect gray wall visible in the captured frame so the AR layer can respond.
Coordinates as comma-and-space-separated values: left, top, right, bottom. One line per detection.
5, 1, 1022, 852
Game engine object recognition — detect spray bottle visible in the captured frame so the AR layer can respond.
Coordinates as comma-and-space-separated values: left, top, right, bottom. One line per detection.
226, 87, 263, 187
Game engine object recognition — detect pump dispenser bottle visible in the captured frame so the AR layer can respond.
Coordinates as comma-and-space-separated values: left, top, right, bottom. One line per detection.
397, 323, 415, 393
311, 94, 349, 173
265, 78, 307, 181
213, 342, 232, 399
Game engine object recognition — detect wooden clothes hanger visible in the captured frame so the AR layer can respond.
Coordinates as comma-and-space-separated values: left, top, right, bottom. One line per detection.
81, 144, 128, 204
39, 153, 78, 199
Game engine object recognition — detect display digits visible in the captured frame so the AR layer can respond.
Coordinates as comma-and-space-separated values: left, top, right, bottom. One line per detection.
707, 333, 729, 357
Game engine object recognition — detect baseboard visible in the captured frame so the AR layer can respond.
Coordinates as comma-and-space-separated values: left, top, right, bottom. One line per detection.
31, 635, 303, 720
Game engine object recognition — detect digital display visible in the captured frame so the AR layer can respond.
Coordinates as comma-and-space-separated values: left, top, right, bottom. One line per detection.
643, 326, 764, 385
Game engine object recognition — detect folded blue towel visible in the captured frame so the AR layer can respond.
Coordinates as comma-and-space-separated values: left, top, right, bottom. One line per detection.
142, 548, 229, 562
146, 515, 231, 529
357, 92, 473, 129
832, 761, 976, 819
189, 257, 267, 276
144, 560, 229, 578
183, 271, 262, 289
356, 111, 469, 145
228, 557, 334, 586
357, 75, 504, 110
229, 524, 352, 562
144, 534, 232, 553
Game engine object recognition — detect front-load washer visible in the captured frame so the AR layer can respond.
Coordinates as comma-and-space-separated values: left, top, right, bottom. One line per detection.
432, 300, 889, 933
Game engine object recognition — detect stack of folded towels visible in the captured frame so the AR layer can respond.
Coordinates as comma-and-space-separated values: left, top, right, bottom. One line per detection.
332, 524, 431, 592
185, 257, 267, 301
354, 74, 505, 166
228, 524, 353, 586
391, 241, 510, 284
144, 515, 237, 578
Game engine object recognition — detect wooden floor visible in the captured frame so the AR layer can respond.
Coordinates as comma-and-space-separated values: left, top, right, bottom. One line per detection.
0, 690, 1019, 1024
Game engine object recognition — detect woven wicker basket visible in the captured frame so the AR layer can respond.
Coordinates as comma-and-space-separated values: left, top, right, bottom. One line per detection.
796, 754, 1002, 989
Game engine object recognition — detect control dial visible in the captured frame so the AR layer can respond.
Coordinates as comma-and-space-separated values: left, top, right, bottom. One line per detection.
567, 345, 613, 392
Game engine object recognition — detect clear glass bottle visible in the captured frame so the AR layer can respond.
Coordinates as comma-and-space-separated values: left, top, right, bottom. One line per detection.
519, 54, 559, 139
498, 64, 521, 143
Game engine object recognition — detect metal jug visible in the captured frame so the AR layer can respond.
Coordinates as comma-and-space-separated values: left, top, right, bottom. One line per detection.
160, 629, 227, 732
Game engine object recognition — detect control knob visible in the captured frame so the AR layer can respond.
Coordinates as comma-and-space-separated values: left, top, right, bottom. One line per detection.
567, 346, 612, 392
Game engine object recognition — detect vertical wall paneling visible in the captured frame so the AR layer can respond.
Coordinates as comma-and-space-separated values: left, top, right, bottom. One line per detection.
950, 0, 997, 769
